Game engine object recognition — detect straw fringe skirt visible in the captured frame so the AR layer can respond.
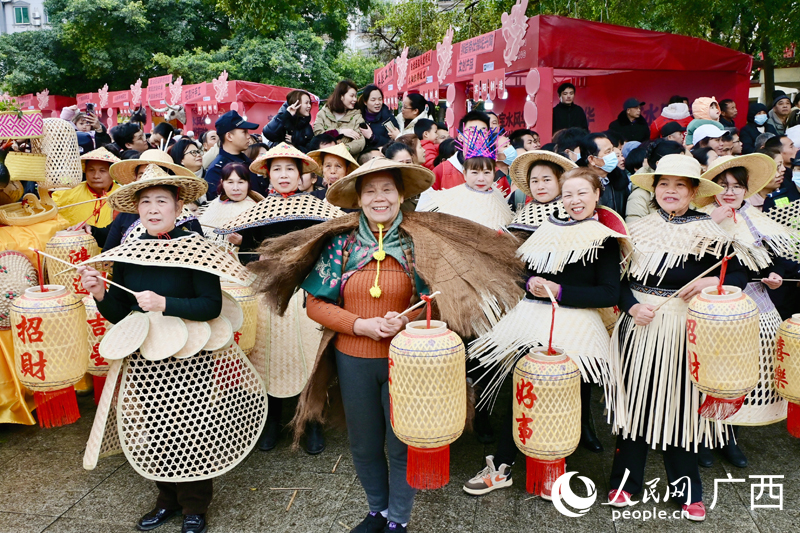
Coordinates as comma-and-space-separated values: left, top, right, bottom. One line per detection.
469, 297, 613, 409
721, 282, 786, 426
249, 290, 323, 398
610, 287, 725, 451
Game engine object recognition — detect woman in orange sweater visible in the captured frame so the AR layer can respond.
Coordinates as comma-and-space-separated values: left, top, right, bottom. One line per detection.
251, 158, 524, 533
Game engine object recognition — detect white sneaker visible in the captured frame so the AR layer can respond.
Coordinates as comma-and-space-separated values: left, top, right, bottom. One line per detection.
463, 455, 513, 495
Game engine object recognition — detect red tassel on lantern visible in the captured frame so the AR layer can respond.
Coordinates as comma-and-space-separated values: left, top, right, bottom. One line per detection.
526, 457, 565, 495
698, 395, 745, 420
34, 387, 80, 428
788, 402, 800, 438
92, 375, 106, 405
406, 445, 450, 489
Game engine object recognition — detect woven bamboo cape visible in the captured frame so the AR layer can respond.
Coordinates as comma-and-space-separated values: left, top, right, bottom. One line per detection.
507, 198, 567, 233
416, 184, 513, 230
215, 193, 344, 235
199, 196, 258, 251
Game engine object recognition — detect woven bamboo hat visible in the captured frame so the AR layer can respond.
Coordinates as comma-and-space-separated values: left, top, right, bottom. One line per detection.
81, 147, 121, 171
107, 163, 208, 214
326, 157, 435, 210
510, 151, 577, 197
694, 154, 778, 207
631, 154, 723, 198
250, 142, 319, 175
308, 143, 359, 175
110, 148, 196, 185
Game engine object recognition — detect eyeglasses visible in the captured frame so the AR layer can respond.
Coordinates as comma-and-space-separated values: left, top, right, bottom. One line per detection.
186, 150, 203, 156
721, 185, 746, 193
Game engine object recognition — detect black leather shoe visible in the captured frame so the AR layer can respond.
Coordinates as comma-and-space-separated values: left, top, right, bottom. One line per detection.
305, 421, 326, 455
135, 508, 177, 531
697, 444, 714, 468
579, 422, 603, 453
474, 408, 495, 444
259, 419, 280, 451
182, 514, 207, 533
350, 512, 387, 533
722, 441, 748, 468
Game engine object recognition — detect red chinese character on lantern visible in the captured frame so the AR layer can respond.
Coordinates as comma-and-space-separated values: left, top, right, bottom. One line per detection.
516, 414, 533, 445
88, 313, 107, 337
20, 350, 46, 380
686, 319, 697, 345
73, 275, 88, 295
777, 336, 791, 362
90, 343, 108, 366
515, 379, 537, 408
233, 331, 241, 344
690, 351, 700, 381
15, 316, 43, 344
69, 246, 91, 264
388, 356, 394, 385
775, 366, 788, 389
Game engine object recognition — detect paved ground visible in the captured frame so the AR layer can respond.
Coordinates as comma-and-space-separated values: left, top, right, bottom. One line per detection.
0, 387, 797, 533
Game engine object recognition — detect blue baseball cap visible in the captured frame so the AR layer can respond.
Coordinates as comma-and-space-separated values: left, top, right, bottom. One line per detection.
215, 110, 258, 138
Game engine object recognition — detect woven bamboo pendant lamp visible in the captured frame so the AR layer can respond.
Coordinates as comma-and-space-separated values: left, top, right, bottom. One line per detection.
686, 285, 760, 420
388, 319, 466, 489
45, 230, 101, 295
513, 346, 581, 494
775, 315, 800, 436
83, 296, 110, 405
10, 285, 87, 427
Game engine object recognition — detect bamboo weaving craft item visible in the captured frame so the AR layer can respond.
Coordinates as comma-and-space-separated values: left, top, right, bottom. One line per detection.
686, 285, 760, 420
507, 199, 568, 233
388, 320, 466, 489
416, 184, 513, 230
775, 315, 800, 436
5, 151, 46, 182
0, 251, 38, 330
45, 230, 101, 295
222, 281, 257, 355
0, 189, 58, 226
83, 296, 111, 405
215, 193, 344, 235
10, 285, 87, 428
0, 110, 43, 140
38, 118, 83, 190
512, 347, 581, 494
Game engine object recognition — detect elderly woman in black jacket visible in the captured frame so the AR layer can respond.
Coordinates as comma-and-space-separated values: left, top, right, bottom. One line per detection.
263, 90, 315, 152
357, 84, 399, 152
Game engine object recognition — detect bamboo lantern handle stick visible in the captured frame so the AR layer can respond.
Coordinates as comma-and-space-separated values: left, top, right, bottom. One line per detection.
652, 252, 737, 312
396, 291, 441, 319
29, 248, 138, 296
542, 284, 559, 309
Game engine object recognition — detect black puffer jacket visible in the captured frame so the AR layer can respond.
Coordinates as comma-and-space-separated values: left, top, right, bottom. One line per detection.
362, 104, 399, 151
262, 102, 315, 152
607, 110, 650, 143
740, 102, 778, 155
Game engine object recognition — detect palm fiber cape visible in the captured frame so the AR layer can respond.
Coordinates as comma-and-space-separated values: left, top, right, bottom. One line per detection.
251, 211, 525, 443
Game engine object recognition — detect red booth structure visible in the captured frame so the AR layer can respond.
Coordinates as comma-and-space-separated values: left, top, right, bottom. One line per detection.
77, 73, 320, 137
13, 91, 77, 118
373, 11, 753, 144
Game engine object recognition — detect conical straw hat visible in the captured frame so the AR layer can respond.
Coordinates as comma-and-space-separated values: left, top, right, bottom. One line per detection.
326, 157, 434, 210
694, 153, 779, 207
510, 151, 577, 198
250, 142, 319, 175
631, 154, 723, 198
110, 148, 196, 185
107, 164, 208, 213
307, 143, 359, 174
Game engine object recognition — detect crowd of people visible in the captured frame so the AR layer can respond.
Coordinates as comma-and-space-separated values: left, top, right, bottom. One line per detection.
10, 78, 799, 533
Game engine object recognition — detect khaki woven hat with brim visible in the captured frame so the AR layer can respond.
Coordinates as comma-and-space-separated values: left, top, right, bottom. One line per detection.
326, 157, 434, 210
631, 154, 723, 198
308, 143, 360, 175
510, 150, 578, 198
81, 147, 121, 172
250, 142, 319, 176
694, 153, 779, 207
110, 148, 196, 185
107, 163, 209, 214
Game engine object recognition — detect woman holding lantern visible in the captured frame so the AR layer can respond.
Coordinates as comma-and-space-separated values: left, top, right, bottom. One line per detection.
249, 157, 523, 533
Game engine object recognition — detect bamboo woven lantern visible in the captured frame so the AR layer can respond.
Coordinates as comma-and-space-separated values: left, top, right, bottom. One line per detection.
512, 347, 581, 494
0, 251, 38, 330
38, 118, 83, 190
775, 314, 800, 437
10, 285, 87, 428
222, 282, 256, 355
83, 296, 110, 405
45, 230, 101, 295
388, 320, 465, 489
686, 285, 760, 420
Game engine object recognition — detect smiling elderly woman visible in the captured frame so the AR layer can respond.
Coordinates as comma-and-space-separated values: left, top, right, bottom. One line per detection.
249, 157, 524, 533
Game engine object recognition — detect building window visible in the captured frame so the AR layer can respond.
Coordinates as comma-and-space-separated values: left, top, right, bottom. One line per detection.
14, 7, 30, 25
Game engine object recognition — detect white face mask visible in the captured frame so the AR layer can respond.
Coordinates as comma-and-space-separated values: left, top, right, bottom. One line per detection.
755, 114, 768, 126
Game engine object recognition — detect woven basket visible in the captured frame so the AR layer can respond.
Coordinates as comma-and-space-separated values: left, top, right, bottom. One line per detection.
0, 251, 38, 330
776, 314, 800, 437
512, 347, 581, 494
10, 285, 87, 427
222, 282, 257, 355
39, 118, 83, 190
0, 191, 58, 226
45, 231, 101, 295
687, 285, 759, 419
388, 320, 465, 489
5, 151, 47, 182
0, 110, 44, 140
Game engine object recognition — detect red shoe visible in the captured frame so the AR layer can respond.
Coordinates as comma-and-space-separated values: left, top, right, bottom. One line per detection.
607, 489, 633, 508
682, 501, 706, 521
